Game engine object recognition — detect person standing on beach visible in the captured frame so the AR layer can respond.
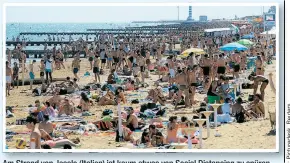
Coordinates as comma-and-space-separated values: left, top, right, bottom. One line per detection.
7, 48, 11, 65
39, 60, 45, 85
93, 55, 101, 83
57, 49, 65, 70
45, 55, 53, 84
138, 53, 146, 83
72, 56, 80, 80
6, 61, 12, 96
12, 62, 19, 89
20, 51, 28, 73
29, 60, 35, 90
88, 48, 95, 70
100, 49, 106, 70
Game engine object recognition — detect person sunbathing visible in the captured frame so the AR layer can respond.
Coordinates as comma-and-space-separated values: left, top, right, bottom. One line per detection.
79, 92, 91, 111
125, 107, 139, 131
147, 87, 166, 106
115, 87, 127, 104
166, 116, 180, 143
125, 80, 135, 91
246, 94, 265, 118
47, 92, 64, 110
39, 115, 54, 137
107, 69, 116, 84
93, 115, 115, 131
59, 122, 80, 130
40, 129, 80, 148
98, 88, 117, 106
58, 98, 75, 116
151, 131, 167, 147
140, 130, 152, 147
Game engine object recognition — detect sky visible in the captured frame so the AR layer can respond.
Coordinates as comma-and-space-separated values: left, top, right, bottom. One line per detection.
6, 5, 271, 23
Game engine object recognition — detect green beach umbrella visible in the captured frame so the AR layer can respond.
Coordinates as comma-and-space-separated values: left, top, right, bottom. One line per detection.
237, 39, 254, 47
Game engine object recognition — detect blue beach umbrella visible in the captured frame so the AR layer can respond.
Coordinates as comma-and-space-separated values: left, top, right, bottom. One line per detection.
220, 42, 248, 51
241, 33, 255, 39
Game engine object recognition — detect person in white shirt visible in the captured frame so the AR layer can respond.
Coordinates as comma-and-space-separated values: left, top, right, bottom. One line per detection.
45, 55, 53, 84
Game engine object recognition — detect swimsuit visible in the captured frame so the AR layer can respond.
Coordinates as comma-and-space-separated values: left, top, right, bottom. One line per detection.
93, 67, 100, 73
234, 64, 240, 72
73, 68, 79, 74
140, 66, 145, 72
29, 72, 35, 80
263, 79, 269, 84
217, 66, 226, 74
202, 66, 210, 76
89, 57, 94, 62
190, 83, 199, 87
6, 76, 11, 83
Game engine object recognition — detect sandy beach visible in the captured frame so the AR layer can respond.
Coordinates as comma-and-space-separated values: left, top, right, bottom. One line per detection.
5, 54, 277, 149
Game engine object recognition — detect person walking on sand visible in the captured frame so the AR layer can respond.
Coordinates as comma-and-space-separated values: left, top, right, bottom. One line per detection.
6, 61, 12, 96
93, 55, 101, 83
72, 56, 80, 80
29, 60, 36, 90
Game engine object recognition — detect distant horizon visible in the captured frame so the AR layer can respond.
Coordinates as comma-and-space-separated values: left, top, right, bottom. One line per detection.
5, 6, 272, 23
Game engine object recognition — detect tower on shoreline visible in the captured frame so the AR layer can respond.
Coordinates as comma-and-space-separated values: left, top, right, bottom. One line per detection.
187, 6, 192, 20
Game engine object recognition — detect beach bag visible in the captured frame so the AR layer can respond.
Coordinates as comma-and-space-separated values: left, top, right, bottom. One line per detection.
140, 104, 148, 113
147, 103, 157, 109
236, 112, 245, 123
102, 109, 113, 116
131, 99, 139, 104
156, 108, 166, 117
101, 84, 108, 91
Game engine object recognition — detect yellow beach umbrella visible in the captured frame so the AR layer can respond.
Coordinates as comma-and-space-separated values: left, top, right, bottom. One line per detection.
180, 48, 205, 58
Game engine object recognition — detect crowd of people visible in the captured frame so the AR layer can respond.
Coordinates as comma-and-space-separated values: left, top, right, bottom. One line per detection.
6, 21, 277, 149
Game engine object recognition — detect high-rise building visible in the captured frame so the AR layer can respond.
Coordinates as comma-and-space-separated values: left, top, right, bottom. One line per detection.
187, 6, 192, 20
199, 15, 207, 22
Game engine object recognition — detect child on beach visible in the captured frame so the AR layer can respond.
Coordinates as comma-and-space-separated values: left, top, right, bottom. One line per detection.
72, 56, 81, 80
93, 55, 101, 83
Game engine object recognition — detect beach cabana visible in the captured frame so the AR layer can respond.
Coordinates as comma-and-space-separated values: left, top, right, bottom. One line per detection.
220, 42, 248, 51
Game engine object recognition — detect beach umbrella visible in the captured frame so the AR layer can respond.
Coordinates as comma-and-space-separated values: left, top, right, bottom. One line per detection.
220, 42, 248, 51
180, 48, 205, 58
230, 24, 240, 33
241, 34, 254, 39
237, 39, 254, 47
